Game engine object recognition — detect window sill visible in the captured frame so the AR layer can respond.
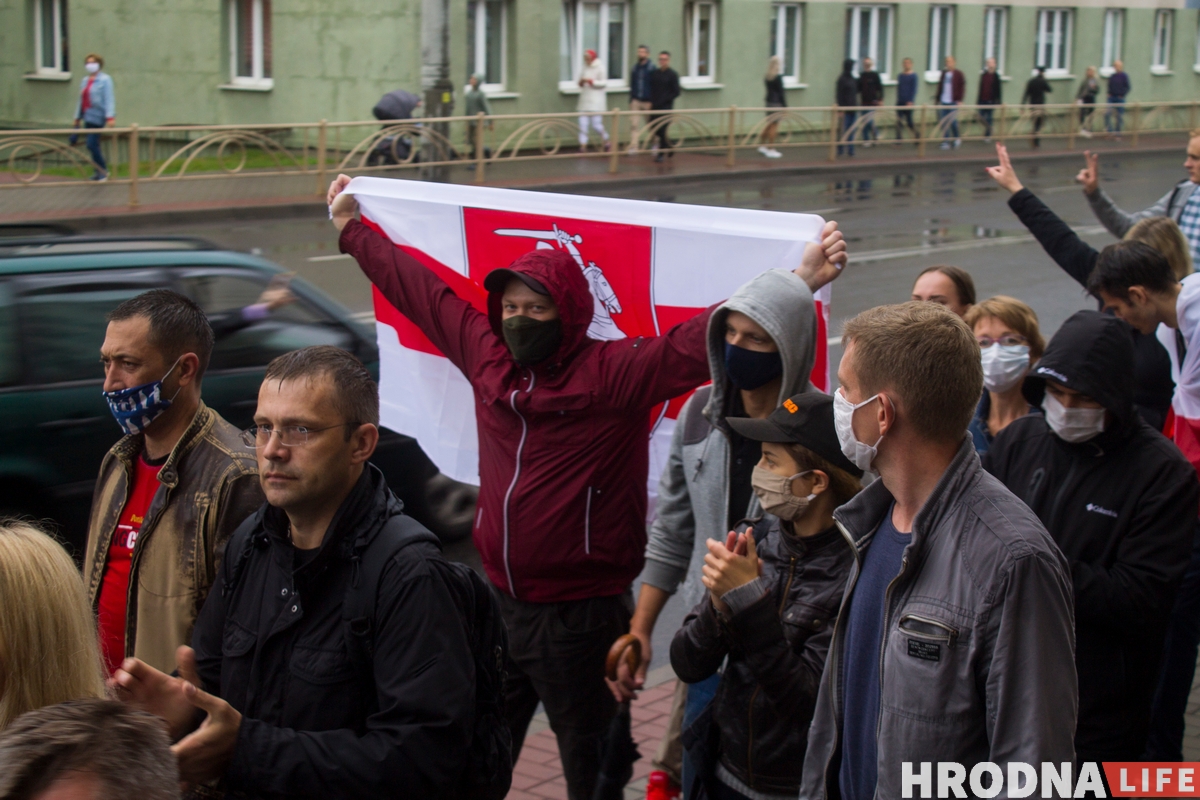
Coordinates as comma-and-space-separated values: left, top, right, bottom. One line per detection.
557, 81, 628, 95
1099, 66, 1116, 78
783, 81, 808, 89
923, 70, 943, 83
25, 71, 72, 82
680, 80, 723, 90
1032, 70, 1074, 80
220, 79, 274, 92
1194, 64, 1200, 75
1150, 67, 1174, 76
483, 91, 521, 100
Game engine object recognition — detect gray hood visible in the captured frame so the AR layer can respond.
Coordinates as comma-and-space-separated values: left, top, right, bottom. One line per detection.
703, 268, 818, 428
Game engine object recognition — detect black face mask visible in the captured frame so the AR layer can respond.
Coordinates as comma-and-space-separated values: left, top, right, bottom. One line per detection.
502, 316, 563, 365
724, 342, 783, 390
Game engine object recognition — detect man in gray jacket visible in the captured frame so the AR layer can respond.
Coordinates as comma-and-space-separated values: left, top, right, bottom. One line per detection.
607, 267, 821, 793
1078, 132, 1200, 263
799, 302, 1077, 800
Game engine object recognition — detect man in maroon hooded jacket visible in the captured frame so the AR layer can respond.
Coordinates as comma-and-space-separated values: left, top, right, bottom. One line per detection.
327, 174, 846, 799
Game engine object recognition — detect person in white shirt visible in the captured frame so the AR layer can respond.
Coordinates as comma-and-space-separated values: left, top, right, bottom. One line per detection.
577, 49, 610, 152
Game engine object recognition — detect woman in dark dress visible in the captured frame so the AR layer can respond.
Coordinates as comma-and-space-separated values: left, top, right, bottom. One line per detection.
759, 56, 786, 159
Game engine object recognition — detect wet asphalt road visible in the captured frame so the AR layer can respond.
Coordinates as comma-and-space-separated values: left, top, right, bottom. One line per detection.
94, 148, 1192, 673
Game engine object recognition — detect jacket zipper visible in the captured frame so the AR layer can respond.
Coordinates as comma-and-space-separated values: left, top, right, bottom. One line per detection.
748, 555, 798, 788
584, 486, 593, 555
1047, 459, 1079, 537
821, 520, 862, 799
872, 551, 911, 800
501, 369, 535, 597
898, 613, 958, 645
125, 483, 172, 659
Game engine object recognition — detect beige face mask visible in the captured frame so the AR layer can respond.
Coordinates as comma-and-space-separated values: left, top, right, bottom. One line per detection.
751, 465, 815, 521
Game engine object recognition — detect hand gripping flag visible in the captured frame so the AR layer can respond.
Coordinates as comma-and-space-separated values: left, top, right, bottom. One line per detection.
346, 177, 830, 501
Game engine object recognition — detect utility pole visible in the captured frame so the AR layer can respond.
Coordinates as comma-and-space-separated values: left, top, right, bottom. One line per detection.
421, 0, 453, 181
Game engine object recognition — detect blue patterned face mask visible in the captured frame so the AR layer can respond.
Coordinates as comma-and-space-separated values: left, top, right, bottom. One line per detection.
102, 357, 182, 435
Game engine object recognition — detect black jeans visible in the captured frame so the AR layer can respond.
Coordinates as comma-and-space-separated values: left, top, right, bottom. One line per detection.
498, 588, 633, 800
651, 111, 673, 152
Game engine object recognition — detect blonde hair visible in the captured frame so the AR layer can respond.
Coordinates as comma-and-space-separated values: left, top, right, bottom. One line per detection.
766, 55, 782, 81
842, 302, 983, 443
964, 295, 1047, 362
0, 520, 106, 730
1125, 217, 1193, 280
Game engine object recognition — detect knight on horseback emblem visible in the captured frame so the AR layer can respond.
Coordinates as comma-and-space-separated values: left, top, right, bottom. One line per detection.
492, 223, 626, 341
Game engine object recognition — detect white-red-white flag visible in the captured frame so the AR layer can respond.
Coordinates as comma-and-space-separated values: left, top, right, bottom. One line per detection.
346, 177, 829, 494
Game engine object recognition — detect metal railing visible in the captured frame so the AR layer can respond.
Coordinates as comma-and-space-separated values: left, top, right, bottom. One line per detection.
1, 100, 1195, 214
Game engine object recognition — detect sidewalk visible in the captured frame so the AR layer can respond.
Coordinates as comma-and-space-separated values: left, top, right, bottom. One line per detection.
0, 131, 1184, 226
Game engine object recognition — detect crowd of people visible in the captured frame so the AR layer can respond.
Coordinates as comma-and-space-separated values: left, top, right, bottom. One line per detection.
2, 131, 1200, 800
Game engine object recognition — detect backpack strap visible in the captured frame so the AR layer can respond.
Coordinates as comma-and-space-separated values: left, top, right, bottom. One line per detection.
680, 385, 715, 446
342, 514, 440, 671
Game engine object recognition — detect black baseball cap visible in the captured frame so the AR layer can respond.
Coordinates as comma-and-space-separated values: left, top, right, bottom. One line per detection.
483, 268, 550, 296
726, 392, 863, 477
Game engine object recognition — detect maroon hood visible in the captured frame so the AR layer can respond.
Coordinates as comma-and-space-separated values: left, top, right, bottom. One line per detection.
486, 250, 594, 364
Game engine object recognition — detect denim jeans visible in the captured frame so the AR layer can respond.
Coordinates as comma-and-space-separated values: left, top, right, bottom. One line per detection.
938, 104, 959, 140
895, 108, 917, 139
979, 104, 997, 138
1106, 96, 1126, 133
838, 111, 857, 156
681, 673, 721, 800
85, 120, 107, 176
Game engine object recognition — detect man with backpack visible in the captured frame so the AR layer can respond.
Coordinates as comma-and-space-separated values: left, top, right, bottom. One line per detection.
110, 346, 504, 799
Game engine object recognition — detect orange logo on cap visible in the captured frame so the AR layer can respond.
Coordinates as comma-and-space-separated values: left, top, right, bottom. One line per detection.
783, 399, 799, 413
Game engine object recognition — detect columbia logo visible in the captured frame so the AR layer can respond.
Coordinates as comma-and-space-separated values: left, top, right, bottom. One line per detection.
1086, 503, 1118, 518
1036, 367, 1069, 383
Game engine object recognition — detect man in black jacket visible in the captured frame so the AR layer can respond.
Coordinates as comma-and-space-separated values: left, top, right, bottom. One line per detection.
857, 57, 882, 144
977, 57, 1002, 140
111, 346, 476, 799
984, 310, 1199, 763
649, 50, 681, 162
835, 59, 858, 157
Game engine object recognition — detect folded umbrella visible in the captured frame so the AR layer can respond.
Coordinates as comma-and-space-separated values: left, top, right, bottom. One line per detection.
594, 634, 644, 800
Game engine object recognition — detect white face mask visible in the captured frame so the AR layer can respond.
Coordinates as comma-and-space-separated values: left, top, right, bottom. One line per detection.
981, 344, 1031, 394
85, 62, 101, 74
834, 389, 883, 473
1043, 392, 1106, 443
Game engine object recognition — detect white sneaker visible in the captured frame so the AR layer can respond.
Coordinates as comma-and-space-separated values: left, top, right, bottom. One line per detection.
758, 146, 771, 156
767, 148, 782, 158
940, 141, 951, 150
954, 138, 962, 149
1079, 129, 1093, 139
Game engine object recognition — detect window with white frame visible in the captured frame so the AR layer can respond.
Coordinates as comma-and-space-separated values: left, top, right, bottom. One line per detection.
33, 0, 68, 74
468, 0, 506, 89
1101, 9, 1122, 75
1152, 9, 1172, 72
685, 2, 718, 82
228, 0, 272, 86
771, 4, 803, 84
927, 6, 954, 77
559, 1, 628, 88
982, 7, 1007, 75
845, 5, 893, 80
1034, 8, 1071, 76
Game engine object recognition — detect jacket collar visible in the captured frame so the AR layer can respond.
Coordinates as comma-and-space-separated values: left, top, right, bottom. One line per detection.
834, 435, 981, 558
109, 402, 215, 489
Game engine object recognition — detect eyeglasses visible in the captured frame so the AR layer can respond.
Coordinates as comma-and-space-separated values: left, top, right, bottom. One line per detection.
241, 424, 350, 448
977, 335, 1028, 348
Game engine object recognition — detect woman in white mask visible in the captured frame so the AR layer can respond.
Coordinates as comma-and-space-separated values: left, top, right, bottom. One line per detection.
964, 296, 1045, 453
669, 392, 861, 800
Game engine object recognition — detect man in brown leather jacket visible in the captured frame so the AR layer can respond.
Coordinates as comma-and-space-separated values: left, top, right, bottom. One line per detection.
84, 289, 262, 675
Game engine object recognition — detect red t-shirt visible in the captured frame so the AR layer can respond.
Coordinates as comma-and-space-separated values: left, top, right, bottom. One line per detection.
97, 454, 164, 674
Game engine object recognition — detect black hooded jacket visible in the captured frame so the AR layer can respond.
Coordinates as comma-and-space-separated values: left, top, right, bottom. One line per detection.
670, 516, 853, 795
192, 465, 476, 798
983, 311, 1198, 761
836, 60, 859, 107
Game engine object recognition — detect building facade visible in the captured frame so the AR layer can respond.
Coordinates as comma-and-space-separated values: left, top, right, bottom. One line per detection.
4, 0, 1200, 128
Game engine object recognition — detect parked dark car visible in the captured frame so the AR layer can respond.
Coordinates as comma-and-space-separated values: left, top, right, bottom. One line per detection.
0, 230, 477, 556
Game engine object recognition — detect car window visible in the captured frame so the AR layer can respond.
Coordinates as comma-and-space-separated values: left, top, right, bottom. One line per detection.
13, 270, 165, 386
0, 282, 18, 387
178, 271, 358, 371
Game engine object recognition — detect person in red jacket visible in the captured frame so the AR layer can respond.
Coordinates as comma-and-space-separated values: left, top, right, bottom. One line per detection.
326, 174, 846, 800
936, 55, 966, 149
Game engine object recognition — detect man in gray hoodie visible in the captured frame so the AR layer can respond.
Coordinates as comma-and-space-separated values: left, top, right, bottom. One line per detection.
607, 267, 821, 794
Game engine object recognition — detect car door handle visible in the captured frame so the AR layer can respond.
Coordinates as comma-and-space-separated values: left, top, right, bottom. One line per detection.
38, 416, 106, 431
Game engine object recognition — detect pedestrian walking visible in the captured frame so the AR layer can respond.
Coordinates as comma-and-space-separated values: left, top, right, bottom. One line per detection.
835, 59, 858, 157
965, 296, 1044, 453
111, 347, 483, 798
671, 392, 861, 800
895, 57, 918, 141
857, 57, 883, 144
1077, 66, 1100, 134
935, 55, 964, 149
984, 309, 1199, 763
1023, 67, 1052, 148
1106, 60, 1130, 137
72, 53, 115, 181
910, 264, 975, 318
628, 45, 654, 154
759, 55, 785, 158
464, 73, 493, 159
87, 290, 263, 677
578, 49, 610, 153
798, 302, 1077, 800
1079, 133, 1200, 264
977, 57, 1002, 140
328, 176, 848, 800
649, 51, 681, 163
611, 266, 827, 797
